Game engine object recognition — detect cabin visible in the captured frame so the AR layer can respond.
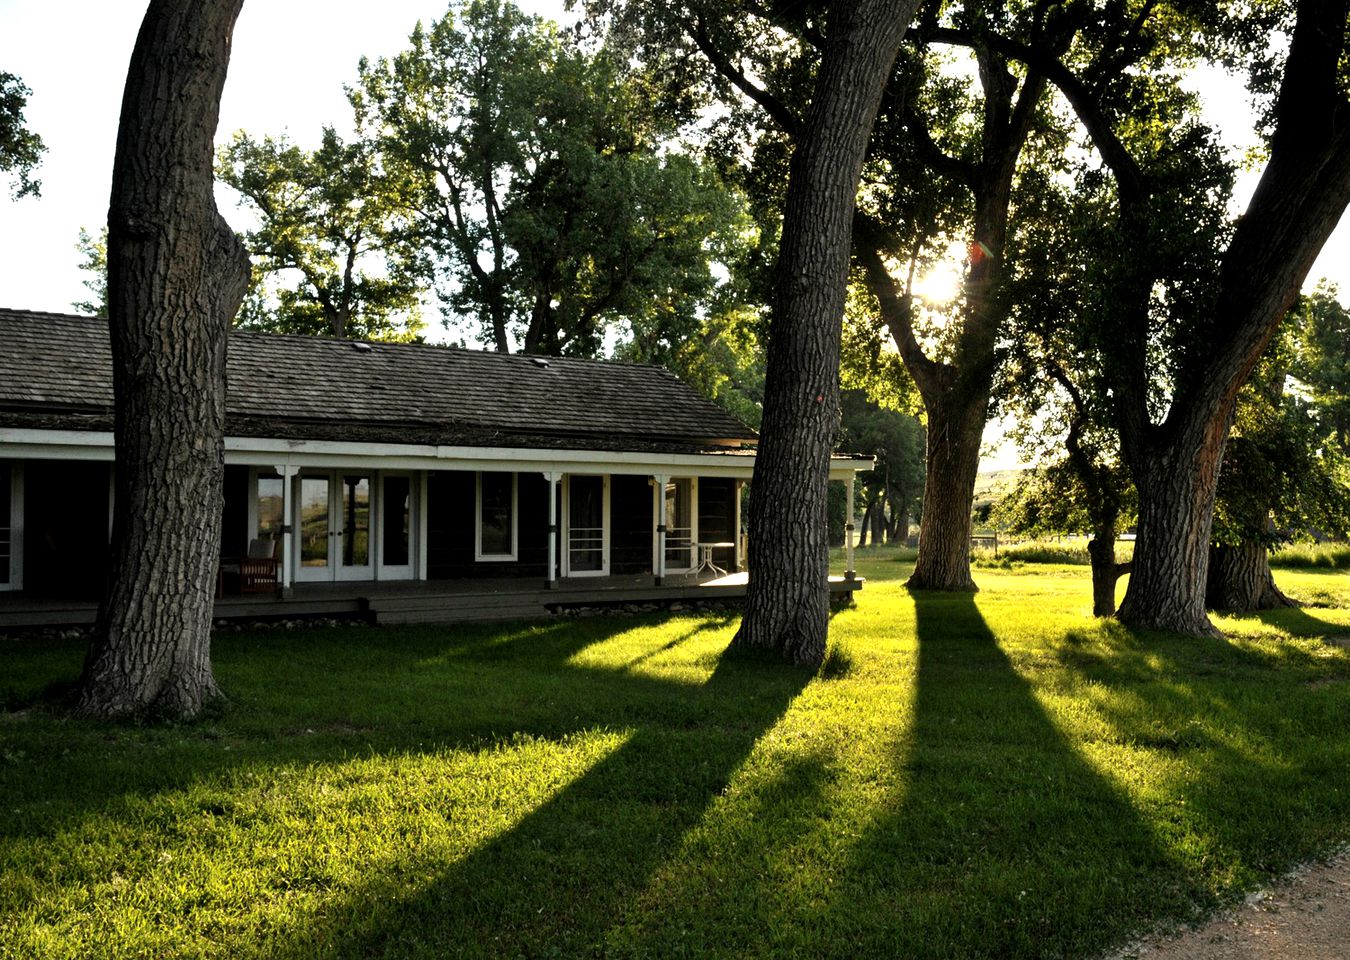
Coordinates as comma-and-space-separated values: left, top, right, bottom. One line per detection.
0, 309, 869, 628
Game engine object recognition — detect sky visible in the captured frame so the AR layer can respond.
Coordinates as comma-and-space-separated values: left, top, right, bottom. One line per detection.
2, 1, 1347, 469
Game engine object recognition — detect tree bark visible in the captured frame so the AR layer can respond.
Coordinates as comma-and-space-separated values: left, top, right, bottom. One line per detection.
733, 0, 916, 667
1206, 544, 1296, 611
1087, 536, 1130, 618
74, 0, 250, 720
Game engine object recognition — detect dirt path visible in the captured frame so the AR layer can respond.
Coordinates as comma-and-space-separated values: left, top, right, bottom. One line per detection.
1108, 848, 1350, 959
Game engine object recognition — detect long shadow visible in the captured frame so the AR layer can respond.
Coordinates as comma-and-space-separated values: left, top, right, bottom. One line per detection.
0, 614, 717, 862
265, 638, 810, 958
807, 590, 1189, 957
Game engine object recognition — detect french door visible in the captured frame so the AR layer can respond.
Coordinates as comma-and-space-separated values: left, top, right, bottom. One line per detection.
296, 471, 373, 582
563, 474, 609, 577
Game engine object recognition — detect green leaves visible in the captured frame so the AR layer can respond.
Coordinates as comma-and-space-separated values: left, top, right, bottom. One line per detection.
0, 72, 44, 200
351, 0, 745, 356
217, 129, 426, 341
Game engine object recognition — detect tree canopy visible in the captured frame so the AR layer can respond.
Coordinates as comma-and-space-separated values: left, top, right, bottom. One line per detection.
0, 71, 44, 199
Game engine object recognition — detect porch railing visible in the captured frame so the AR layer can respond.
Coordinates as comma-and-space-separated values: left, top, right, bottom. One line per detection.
665, 525, 693, 569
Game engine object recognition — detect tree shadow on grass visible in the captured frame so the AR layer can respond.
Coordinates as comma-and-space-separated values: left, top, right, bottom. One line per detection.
577, 590, 1195, 959
266, 641, 812, 959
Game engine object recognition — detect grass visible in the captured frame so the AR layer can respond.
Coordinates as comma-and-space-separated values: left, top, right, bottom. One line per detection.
2, 552, 1349, 958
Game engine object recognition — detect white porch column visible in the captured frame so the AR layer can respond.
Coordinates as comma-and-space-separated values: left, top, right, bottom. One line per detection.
733, 479, 743, 573
545, 471, 562, 588
280, 464, 296, 596
845, 473, 857, 581
417, 470, 429, 581
652, 473, 670, 585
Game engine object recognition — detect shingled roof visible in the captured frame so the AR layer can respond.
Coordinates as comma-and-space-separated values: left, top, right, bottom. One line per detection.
0, 309, 758, 452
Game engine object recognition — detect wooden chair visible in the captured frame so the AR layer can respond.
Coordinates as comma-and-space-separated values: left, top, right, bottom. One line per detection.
219, 538, 279, 596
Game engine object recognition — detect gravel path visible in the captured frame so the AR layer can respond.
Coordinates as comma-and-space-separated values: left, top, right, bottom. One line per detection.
1108, 848, 1350, 960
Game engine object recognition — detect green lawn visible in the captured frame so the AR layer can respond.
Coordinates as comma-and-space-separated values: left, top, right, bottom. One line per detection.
2, 553, 1348, 959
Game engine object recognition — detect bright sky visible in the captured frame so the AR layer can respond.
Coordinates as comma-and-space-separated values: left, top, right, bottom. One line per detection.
2, 2, 1346, 469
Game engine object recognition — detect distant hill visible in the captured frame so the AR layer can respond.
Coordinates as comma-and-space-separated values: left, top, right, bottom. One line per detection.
973, 469, 1025, 507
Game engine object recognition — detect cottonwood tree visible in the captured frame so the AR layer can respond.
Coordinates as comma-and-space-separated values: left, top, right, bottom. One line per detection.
352, 0, 739, 356
75, 0, 251, 719
981, 0, 1350, 636
1207, 310, 1350, 609
0, 71, 44, 198
73, 227, 109, 317
839, 390, 925, 547
217, 130, 427, 341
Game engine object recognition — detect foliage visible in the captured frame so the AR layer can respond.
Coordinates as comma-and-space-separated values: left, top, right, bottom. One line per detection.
839, 389, 925, 537
72, 228, 108, 318
1212, 311, 1350, 546
217, 129, 426, 341
351, 0, 744, 356
1291, 282, 1350, 449
1270, 541, 1350, 570
991, 459, 1136, 540
3, 558, 1349, 956
0, 71, 44, 199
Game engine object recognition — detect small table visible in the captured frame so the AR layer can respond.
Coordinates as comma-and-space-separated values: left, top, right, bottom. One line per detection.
694, 542, 736, 578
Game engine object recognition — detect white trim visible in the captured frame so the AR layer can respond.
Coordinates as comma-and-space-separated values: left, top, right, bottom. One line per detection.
417, 471, 429, 581
562, 473, 609, 577
0, 427, 872, 480
1, 461, 21, 591
474, 471, 518, 562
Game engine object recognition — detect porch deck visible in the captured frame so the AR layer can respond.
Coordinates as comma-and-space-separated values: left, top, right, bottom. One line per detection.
0, 572, 863, 630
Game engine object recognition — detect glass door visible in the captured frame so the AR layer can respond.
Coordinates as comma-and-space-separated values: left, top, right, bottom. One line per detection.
295, 471, 374, 582
664, 478, 695, 571
296, 475, 332, 582
336, 474, 373, 581
565, 474, 608, 576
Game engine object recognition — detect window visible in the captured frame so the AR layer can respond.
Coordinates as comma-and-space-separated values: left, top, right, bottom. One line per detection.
476, 472, 517, 561
382, 475, 411, 567
0, 463, 11, 586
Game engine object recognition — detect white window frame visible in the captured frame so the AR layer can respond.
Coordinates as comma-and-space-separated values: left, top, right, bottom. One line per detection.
475, 471, 518, 562
0, 461, 22, 591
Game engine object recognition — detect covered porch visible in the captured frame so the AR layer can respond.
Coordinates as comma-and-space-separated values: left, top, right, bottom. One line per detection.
0, 570, 864, 630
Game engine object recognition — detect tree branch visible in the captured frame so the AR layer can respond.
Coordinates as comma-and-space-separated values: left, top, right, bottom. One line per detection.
684, 14, 802, 139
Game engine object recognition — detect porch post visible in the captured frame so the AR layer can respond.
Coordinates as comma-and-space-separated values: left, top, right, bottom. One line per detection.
733, 478, 743, 573
845, 472, 856, 581
545, 471, 561, 588
280, 464, 296, 597
652, 473, 669, 585
417, 471, 429, 581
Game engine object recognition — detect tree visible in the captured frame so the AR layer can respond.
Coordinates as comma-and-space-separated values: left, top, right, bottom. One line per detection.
73, 227, 109, 318
957, 0, 1350, 635
352, 0, 740, 356
727, 0, 917, 666
839, 390, 925, 546
1207, 304, 1350, 609
74, 0, 251, 719
217, 129, 427, 341
0, 71, 44, 198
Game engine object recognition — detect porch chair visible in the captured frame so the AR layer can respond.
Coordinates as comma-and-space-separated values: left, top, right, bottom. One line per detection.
219, 538, 280, 596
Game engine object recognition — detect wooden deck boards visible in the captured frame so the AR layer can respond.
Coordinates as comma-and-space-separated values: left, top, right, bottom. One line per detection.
0, 574, 862, 630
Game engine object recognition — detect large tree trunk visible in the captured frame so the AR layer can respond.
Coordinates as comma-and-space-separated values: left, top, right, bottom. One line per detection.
734, 0, 915, 667
1206, 544, 1296, 611
75, 0, 250, 720
1116, 436, 1228, 638
908, 389, 985, 590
